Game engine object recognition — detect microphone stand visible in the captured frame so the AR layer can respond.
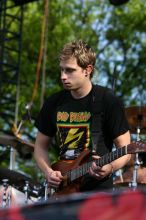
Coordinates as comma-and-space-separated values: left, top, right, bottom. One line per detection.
9, 120, 23, 170
9, 103, 32, 170
112, 68, 124, 183
129, 126, 142, 189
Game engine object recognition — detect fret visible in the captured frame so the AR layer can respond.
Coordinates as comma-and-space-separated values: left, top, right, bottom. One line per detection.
77, 167, 81, 178
87, 161, 92, 171
118, 148, 121, 158
114, 151, 117, 160
76, 167, 79, 179
82, 163, 86, 175
119, 148, 122, 158
105, 154, 110, 164
70, 170, 76, 181
67, 170, 71, 180
78, 166, 82, 177
82, 164, 86, 176
99, 157, 103, 166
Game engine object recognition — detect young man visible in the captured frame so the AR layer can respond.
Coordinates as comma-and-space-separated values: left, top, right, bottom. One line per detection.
34, 40, 131, 193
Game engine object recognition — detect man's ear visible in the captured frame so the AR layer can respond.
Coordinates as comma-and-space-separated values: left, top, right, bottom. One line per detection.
86, 65, 94, 75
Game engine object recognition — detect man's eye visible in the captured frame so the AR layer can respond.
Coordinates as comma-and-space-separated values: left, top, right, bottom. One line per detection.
66, 68, 74, 73
61, 68, 75, 73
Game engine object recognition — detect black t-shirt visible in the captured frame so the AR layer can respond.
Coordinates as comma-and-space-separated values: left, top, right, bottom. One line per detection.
35, 85, 129, 191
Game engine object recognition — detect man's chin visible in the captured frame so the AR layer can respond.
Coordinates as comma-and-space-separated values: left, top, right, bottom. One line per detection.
63, 84, 72, 90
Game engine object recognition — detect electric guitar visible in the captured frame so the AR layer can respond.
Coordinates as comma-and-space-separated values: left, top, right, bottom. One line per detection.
51, 141, 146, 195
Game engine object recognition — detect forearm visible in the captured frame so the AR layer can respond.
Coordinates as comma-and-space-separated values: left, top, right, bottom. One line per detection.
109, 154, 131, 173
34, 131, 53, 177
34, 132, 63, 188
34, 146, 53, 177
112, 130, 131, 172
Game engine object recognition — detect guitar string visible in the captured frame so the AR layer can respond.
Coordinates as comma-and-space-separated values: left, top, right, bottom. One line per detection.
67, 146, 127, 181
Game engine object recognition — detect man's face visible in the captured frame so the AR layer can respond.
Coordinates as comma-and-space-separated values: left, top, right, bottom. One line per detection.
60, 57, 87, 91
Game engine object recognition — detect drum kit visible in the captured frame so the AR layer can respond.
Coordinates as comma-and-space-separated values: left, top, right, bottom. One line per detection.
0, 134, 46, 208
114, 106, 146, 189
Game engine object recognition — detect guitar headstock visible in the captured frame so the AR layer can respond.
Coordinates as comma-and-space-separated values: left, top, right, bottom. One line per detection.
127, 141, 146, 154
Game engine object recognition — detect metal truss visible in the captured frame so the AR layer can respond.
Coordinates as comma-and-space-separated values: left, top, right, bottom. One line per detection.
0, 0, 37, 132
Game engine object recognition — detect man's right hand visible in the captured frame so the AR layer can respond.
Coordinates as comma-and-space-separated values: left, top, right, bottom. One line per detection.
46, 170, 63, 189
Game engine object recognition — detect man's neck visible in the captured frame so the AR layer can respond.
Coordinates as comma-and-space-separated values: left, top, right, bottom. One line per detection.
71, 82, 92, 99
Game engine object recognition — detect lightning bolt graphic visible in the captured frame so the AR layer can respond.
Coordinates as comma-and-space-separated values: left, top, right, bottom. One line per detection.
64, 128, 84, 149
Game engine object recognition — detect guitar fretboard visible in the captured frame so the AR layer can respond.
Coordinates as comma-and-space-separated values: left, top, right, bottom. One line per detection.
67, 146, 127, 182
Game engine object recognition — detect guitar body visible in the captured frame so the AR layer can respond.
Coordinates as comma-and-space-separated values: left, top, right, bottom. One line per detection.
53, 182, 81, 196
51, 149, 91, 195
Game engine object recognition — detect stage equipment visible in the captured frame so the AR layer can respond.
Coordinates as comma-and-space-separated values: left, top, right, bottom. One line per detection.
0, 134, 34, 150
0, 0, 38, 138
0, 133, 34, 159
114, 154, 146, 187
125, 106, 146, 135
0, 168, 44, 208
115, 106, 146, 189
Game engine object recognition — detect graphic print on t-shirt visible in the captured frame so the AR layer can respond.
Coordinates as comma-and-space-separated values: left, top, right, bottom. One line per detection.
57, 111, 91, 158
57, 124, 90, 158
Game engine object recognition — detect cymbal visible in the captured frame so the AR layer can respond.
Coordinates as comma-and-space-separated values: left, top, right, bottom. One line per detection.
0, 134, 17, 147
114, 166, 146, 185
125, 106, 146, 134
0, 133, 34, 152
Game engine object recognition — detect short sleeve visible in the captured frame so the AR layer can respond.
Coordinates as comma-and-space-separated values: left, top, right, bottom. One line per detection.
35, 90, 69, 137
103, 90, 129, 140
35, 98, 57, 137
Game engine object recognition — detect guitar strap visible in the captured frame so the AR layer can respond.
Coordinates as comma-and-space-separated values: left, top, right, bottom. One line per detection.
91, 85, 107, 155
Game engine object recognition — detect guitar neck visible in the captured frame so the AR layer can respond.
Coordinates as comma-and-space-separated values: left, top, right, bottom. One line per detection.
68, 145, 127, 182
96, 145, 127, 167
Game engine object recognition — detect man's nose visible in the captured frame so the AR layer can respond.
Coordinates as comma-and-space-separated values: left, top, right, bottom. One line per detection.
61, 71, 67, 79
